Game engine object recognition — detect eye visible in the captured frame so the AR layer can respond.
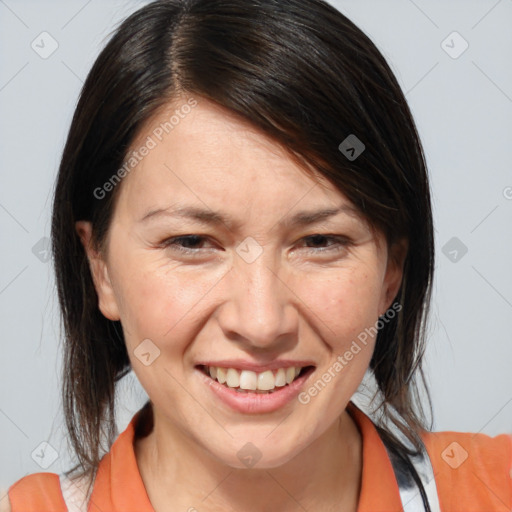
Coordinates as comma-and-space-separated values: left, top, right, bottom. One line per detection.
160, 235, 216, 254
298, 234, 350, 253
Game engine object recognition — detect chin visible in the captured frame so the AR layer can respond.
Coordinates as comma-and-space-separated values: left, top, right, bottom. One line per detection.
204, 428, 312, 471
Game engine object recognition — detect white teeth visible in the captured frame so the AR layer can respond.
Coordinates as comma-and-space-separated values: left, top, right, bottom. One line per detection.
257, 370, 275, 390
239, 370, 257, 390
226, 368, 240, 388
216, 367, 227, 384
204, 365, 306, 391
274, 368, 286, 387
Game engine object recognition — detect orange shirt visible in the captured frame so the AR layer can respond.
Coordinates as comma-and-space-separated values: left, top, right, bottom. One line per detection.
8, 401, 512, 511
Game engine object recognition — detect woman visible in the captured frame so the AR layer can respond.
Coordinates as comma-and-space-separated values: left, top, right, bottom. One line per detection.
6, 0, 511, 511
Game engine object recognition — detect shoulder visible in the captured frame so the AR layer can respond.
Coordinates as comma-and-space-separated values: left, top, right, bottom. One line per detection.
422, 429, 512, 511
6, 472, 67, 512
0, 490, 11, 512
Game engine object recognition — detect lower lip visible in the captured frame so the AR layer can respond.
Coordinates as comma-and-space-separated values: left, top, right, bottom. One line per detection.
196, 367, 315, 414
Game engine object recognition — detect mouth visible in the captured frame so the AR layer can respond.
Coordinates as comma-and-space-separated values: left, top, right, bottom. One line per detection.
197, 364, 315, 394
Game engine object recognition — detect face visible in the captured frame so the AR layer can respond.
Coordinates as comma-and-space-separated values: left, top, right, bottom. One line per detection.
78, 96, 405, 469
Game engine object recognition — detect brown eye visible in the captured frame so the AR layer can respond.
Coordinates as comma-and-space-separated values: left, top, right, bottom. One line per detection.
300, 235, 350, 252
161, 235, 215, 254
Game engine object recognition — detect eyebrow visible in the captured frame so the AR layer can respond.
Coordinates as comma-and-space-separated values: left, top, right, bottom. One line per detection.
139, 204, 360, 231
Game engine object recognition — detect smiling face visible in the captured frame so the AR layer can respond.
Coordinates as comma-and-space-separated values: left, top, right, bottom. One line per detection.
78, 96, 406, 469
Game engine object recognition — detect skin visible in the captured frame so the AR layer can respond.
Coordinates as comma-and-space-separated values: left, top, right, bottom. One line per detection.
77, 96, 407, 512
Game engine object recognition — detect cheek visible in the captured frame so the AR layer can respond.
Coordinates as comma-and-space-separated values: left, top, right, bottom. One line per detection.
300, 267, 384, 346
109, 252, 227, 349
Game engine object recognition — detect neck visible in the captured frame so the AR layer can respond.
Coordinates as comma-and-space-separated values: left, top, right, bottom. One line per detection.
134, 405, 362, 512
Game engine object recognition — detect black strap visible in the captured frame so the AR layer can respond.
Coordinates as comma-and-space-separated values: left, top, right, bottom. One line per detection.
378, 430, 441, 512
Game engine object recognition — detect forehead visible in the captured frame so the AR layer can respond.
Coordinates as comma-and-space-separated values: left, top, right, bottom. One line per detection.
115, 96, 357, 222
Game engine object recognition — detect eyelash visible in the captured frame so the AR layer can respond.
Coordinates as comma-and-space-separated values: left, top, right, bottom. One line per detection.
160, 234, 350, 255
161, 235, 211, 254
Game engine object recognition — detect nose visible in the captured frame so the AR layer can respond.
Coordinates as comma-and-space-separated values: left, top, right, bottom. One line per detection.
216, 250, 299, 350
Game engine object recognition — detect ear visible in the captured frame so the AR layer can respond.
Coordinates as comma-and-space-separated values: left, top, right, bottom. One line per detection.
75, 221, 120, 321
378, 237, 408, 316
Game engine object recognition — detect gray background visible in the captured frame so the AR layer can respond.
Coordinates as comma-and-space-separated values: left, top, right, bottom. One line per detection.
1, 0, 511, 493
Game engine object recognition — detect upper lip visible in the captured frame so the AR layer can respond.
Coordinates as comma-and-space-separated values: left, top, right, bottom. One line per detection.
196, 360, 315, 372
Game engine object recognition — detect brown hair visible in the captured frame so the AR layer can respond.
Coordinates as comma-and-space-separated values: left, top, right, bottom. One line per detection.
52, 0, 434, 484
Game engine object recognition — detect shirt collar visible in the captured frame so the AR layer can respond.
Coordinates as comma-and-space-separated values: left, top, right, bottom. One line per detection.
347, 401, 403, 512
89, 401, 402, 512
